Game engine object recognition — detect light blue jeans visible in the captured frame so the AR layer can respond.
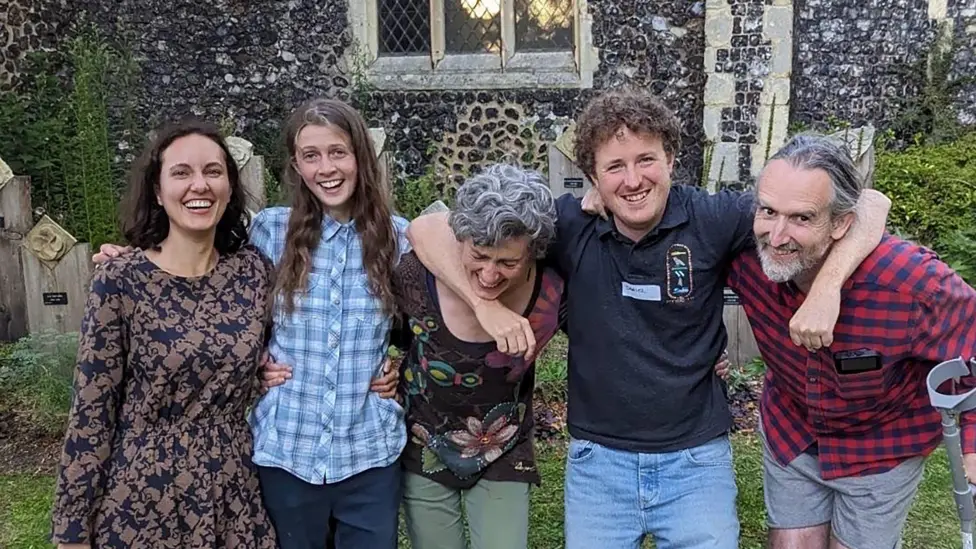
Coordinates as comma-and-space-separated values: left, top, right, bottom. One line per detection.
564, 435, 740, 549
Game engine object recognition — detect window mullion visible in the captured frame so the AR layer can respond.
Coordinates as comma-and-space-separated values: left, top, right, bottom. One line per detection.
430, 0, 446, 68
366, 0, 379, 61
573, 0, 581, 71
501, 0, 515, 67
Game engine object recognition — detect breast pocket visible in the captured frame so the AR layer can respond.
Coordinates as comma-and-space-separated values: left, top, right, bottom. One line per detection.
824, 366, 888, 417
352, 274, 387, 322
275, 273, 331, 325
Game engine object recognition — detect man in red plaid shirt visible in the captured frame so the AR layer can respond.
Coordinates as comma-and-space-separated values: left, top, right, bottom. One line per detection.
727, 133, 976, 549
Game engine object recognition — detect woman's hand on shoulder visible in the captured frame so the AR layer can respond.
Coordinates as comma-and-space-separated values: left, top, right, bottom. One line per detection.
259, 351, 292, 393
92, 243, 134, 267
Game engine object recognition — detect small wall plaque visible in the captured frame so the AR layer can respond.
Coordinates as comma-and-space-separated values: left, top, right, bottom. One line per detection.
43, 292, 68, 306
564, 177, 584, 189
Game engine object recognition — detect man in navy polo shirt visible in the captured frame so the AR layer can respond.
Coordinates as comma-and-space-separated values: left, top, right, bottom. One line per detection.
407, 88, 890, 548
728, 133, 976, 549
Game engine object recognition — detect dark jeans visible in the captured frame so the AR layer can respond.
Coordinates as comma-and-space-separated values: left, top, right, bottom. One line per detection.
258, 462, 402, 549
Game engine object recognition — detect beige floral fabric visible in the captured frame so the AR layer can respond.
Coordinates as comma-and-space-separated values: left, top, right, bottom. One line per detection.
51, 246, 277, 548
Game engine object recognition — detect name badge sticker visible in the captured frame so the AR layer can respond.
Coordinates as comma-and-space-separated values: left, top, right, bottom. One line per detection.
622, 282, 662, 301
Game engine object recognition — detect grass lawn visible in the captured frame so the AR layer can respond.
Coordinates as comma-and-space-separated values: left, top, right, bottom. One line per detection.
1, 435, 962, 549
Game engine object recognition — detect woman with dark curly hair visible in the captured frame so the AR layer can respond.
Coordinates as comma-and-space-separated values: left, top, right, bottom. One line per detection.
51, 120, 278, 548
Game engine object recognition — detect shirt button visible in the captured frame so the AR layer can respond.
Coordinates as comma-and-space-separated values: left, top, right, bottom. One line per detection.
808, 376, 817, 383
338, 256, 344, 264
333, 298, 340, 306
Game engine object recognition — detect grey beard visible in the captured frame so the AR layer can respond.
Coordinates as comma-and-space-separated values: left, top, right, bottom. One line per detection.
758, 248, 803, 283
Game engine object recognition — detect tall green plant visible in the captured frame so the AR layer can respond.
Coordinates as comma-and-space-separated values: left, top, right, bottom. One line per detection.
64, 29, 122, 248
394, 163, 451, 220
888, 22, 968, 146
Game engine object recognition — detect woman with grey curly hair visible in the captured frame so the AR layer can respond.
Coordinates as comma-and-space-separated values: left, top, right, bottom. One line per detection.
391, 163, 566, 549
448, 163, 557, 297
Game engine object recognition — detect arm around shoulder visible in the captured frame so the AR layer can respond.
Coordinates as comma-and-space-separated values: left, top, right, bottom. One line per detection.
406, 212, 538, 359
789, 189, 891, 349
406, 212, 476, 307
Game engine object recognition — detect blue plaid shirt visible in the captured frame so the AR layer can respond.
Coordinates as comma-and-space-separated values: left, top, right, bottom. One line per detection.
248, 207, 410, 484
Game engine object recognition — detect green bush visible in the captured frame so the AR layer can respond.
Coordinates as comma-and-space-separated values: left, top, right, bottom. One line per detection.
0, 26, 132, 249
873, 131, 976, 249
0, 331, 79, 436
935, 227, 976, 285
394, 164, 452, 220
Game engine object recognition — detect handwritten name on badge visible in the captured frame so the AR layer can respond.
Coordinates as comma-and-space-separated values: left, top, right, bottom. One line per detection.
622, 282, 662, 301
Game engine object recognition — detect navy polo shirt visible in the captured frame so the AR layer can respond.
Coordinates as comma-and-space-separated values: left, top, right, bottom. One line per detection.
550, 184, 755, 453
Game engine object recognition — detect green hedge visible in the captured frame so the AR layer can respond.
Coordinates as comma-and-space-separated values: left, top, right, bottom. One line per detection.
873, 132, 976, 249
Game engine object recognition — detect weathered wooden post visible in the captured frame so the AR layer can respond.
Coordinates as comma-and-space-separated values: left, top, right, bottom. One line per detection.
0, 160, 30, 342
721, 288, 762, 367
829, 125, 876, 188
227, 136, 266, 215
369, 127, 396, 197
548, 123, 592, 199
20, 215, 93, 334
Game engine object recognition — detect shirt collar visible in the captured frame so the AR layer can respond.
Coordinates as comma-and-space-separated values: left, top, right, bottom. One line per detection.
322, 215, 354, 241
595, 187, 690, 243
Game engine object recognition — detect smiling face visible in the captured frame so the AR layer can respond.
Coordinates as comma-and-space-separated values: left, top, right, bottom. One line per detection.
591, 127, 675, 242
753, 159, 855, 284
156, 134, 231, 239
460, 236, 534, 301
293, 123, 358, 222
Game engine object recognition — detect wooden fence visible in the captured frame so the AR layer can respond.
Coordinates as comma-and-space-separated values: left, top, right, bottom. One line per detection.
0, 176, 92, 341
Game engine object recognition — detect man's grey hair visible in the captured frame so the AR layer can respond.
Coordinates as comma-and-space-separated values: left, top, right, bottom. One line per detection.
449, 163, 557, 258
767, 133, 863, 220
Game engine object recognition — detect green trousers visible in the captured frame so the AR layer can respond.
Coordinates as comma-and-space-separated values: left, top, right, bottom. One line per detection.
402, 471, 531, 549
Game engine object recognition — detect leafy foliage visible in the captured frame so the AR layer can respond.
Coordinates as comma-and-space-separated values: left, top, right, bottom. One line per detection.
935, 227, 976, 285
64, 29, 122, 248
873, 131, 976, 249
0, 26, 133, 248
0, 51, 72, 227
393, 163, 453, 220
0, 331, 78, 436
887, 23, 970, 148
726, 357, 766, 395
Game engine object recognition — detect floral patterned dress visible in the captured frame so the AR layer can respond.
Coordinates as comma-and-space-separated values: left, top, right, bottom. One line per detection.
51, 246, 277, 548
391, 252, 566, 489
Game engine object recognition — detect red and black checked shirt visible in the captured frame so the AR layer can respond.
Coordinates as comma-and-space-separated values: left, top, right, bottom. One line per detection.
728, 234, 976, 480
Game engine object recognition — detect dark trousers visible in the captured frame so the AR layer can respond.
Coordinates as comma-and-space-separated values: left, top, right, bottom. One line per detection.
258, 462, 402, 549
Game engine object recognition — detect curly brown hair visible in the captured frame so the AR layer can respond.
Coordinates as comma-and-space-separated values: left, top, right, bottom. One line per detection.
573, 88, 682, 179
275, 98, 398, 315
121, 119, 250, 254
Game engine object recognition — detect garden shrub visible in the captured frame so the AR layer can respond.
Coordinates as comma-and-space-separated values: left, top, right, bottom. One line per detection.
873, 131, 976, 250
0, 331, 79, 436
394, 163, 452, 220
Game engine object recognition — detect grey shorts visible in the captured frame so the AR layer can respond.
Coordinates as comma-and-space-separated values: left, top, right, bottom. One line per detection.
759, 425, 924, 549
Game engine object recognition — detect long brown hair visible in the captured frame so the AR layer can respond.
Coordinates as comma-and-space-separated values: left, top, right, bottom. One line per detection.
121, 119, 250, 254
276, 98, 398, 314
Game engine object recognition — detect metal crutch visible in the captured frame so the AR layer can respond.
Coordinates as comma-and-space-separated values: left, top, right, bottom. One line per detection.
928, 357, 976, 549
